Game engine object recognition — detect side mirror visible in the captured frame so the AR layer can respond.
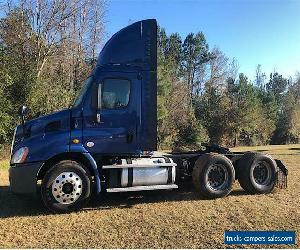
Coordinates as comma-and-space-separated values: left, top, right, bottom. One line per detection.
18, 105, 29, 118
18, 105, 29, 135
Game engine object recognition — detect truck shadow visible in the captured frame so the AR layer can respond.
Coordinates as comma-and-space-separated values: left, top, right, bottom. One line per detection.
0, 184, 247, 218
0, 186, 47, 218
87, 184, 200, 210
289, 147, 300, 153
87, 185, 247, 211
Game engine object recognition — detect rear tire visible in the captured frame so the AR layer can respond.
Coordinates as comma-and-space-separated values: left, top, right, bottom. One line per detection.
41, 160, 92, 213
236, 152, 277, 194
192, 153, 235, 198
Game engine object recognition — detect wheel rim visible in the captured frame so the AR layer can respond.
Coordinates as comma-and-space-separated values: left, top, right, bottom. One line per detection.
205, 163, 229, 191
52, 172, 83, 205
253, 161, 272, 185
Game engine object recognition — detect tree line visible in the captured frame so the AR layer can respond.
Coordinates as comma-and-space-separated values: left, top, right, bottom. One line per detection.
0, 1, 299, 151
157, 28, 300, 150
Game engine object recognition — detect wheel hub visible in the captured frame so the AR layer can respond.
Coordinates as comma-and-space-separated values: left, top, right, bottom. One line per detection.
62, 183, 74, 194
253, 162, 271, 185
52, 172, 83, 204
206, 164, 228, 190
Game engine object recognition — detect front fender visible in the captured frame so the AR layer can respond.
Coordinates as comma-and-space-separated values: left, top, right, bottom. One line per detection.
69, 144, 101, 193
37, 145, 101, 194
83, 152, 101, 193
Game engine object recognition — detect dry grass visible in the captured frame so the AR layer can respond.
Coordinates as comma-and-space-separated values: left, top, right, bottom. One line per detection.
0, 144, 10, 161
0, 145, 299, 248
0, 160, 9, 170
230, 144, 300, 155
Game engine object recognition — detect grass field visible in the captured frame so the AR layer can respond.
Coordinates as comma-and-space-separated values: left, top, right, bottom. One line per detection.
0, 144, 299, 248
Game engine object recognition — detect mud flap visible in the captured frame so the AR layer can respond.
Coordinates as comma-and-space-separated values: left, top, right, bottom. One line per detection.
275, 159, 288, 189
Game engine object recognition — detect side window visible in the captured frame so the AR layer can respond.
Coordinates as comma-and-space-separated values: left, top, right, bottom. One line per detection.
100, 79, 130, 109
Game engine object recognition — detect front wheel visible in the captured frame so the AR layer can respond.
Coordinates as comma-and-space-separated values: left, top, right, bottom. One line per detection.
192, 153, 235, 198
41, 160, 92, 213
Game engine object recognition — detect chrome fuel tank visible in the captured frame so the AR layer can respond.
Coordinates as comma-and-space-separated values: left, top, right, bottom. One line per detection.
121, 166, 175, 187
119, 157, 176, 187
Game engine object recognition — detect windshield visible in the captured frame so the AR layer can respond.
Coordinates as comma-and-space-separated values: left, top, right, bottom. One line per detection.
73, 76, 93, 108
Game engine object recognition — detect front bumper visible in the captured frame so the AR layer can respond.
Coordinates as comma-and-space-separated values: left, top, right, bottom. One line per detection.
9, 162, 44, 194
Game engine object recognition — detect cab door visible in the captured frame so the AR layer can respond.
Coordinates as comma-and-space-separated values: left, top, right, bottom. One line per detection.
82, 71, 141, 155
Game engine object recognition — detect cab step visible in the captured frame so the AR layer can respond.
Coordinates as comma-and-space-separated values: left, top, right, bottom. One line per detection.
106, 184, 178, 193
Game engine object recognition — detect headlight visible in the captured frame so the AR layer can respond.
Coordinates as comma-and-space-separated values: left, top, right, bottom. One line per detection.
11, 147, 29, 164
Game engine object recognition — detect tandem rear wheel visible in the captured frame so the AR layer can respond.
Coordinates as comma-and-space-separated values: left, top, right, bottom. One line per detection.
236, 152, 277, 194
192, 153, 235, 198
192, 152, 278, 198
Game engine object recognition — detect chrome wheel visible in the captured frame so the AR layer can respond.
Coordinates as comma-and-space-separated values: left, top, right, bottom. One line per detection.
253, 161, 272, 185
52, 172, 83, 204
205, 164, 229, 191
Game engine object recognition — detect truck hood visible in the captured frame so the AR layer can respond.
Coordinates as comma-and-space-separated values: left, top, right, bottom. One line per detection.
13, 108, 71, 150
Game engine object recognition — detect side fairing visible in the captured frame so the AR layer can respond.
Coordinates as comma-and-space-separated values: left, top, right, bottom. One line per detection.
97, 19, 157, 72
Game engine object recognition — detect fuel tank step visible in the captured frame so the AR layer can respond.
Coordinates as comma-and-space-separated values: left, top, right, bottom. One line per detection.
102, 162, 176, 169
106, 184, 178, 193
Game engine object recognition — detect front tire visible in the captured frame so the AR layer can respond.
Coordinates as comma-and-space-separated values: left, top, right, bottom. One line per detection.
41, 160, 92, 213
192, 153, 235, 198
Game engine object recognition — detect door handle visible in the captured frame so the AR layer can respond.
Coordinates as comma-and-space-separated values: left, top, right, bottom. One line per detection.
96, 113, 104, 124
127, 132, 133, 143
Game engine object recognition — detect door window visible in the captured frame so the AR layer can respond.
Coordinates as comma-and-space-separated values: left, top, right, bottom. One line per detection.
100, 79, 130, 109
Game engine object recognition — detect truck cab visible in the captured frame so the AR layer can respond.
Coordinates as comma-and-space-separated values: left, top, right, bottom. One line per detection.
9, 19, 287, 213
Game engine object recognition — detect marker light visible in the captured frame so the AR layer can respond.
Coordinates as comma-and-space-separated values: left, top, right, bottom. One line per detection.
11, 147, 29, 164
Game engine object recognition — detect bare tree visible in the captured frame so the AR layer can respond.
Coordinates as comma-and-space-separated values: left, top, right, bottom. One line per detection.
2, 0, 105, 83
255, 64, 266, 89
204, 47, 238, 93
0, 0, 105, 115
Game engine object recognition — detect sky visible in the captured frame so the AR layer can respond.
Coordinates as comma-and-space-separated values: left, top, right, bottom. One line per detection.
105, 0, 300, 81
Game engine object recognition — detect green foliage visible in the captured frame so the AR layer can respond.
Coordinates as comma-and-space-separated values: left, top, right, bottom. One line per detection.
0, 9, 36, 109
194, 87, 229, 144
196, 73, 278, 146
267, 72, 289, 107
0, 46, 16, 142
272, 79, 300, 144
28, 78, 76, 116
157, 27, 208, 150
181, 32, 212, 96
228, 74, 269, 145
0, 9, 38, 142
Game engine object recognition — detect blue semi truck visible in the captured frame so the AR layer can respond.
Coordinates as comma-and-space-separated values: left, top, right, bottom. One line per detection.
9, 19, 288, 213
